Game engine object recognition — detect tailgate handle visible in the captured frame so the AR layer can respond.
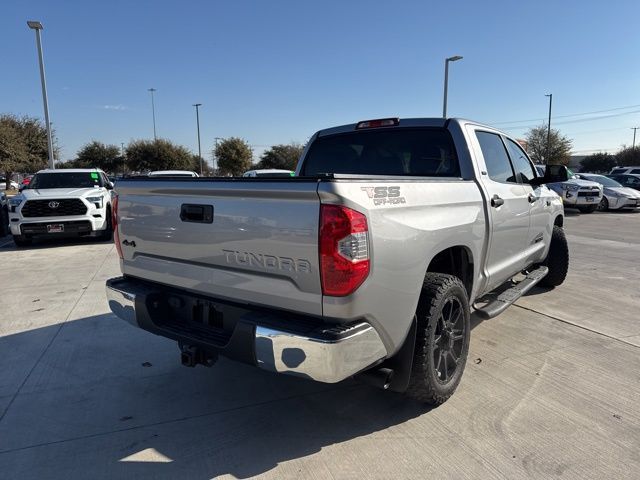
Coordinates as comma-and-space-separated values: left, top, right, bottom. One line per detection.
180, 204, 213, 223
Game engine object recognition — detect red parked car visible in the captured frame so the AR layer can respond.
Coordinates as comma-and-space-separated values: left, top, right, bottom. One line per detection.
18, 175, 33, 192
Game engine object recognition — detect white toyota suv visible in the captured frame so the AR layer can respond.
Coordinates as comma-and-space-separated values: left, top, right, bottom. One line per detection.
8, 168, 114, 246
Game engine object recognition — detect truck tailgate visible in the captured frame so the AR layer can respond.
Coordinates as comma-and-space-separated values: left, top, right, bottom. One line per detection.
116, 179, 322, 316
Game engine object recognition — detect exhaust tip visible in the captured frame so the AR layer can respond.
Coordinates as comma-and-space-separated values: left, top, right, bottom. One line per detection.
356, 367, 394, 390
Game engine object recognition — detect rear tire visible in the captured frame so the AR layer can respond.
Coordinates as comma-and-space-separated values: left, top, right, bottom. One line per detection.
13, 235, 32, 247
405, 273, 470, 405
539, 225, 569, 288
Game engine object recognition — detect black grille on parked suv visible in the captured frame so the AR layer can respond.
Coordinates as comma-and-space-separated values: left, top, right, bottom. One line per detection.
21, 199, 88, 217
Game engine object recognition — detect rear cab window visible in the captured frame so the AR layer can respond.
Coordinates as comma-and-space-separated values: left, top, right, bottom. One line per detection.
301, 128, 460, 177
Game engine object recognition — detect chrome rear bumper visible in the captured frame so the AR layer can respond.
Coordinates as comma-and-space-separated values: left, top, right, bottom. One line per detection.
106, 277, 387, 383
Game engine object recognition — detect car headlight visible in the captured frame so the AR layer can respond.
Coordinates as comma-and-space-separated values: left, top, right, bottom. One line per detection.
86, 196, 104, 208
8, 197, 24, 207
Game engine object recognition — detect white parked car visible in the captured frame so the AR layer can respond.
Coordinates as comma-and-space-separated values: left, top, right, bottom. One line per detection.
7, 168, 114, 246
576, 173, 640, 210
536, 165, 603, 213
0, 178, 19, 190
148, 170, 199, 177
609, 166, 640, 175
242, 169, 294, 177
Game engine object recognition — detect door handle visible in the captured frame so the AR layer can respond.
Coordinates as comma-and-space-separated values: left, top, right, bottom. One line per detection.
528, 193, 537, 203
491, 194, 504, 208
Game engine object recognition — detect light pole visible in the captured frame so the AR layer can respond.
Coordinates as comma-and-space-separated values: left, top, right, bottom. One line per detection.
632, 127, 638, 149
214, 137, 222, 175
442, 55, 463, 118
545, 94, 553, 164
121, 142, 126, 177
27, 20, 55, 169
148, 88, 157, 141
193, 103, 203, 175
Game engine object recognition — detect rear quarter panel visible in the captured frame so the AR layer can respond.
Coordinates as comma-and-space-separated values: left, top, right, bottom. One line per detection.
318, 179, 485, 355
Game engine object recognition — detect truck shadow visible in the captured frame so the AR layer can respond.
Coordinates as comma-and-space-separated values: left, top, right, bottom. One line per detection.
0, 314, 431, 479
0, 236, 113, 250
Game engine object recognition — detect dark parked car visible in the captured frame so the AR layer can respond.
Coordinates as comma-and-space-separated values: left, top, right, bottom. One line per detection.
607, 174, 640, 191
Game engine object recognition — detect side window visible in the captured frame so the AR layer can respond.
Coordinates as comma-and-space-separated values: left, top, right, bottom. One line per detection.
628, 176, 640, 186
630, 169, 640, 174
475, 131, 516, 183
505, 138, 536, 183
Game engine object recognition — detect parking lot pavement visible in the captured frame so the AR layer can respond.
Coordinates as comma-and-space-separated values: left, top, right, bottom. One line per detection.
0, 211, 639, 480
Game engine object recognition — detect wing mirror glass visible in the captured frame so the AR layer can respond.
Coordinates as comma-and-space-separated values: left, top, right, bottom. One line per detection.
530, 164, 569, 186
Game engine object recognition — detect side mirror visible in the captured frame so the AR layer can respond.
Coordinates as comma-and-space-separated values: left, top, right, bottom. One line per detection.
106, 182, 115, 190
530, 164, 569, 187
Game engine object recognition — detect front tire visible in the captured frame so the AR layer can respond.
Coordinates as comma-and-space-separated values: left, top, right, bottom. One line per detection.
540, 225, 569, 288
406, 273, 470, 405
598, 197, 609, 211
13, 235, 32, 247
99, 206, 113, 241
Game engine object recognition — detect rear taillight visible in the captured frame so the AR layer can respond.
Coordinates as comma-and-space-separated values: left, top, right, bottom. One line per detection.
319, 205, 370, 296
112, 194, 123, 259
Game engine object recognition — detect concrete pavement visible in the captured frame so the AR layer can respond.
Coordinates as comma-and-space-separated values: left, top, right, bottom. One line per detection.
0, 210, 639, 479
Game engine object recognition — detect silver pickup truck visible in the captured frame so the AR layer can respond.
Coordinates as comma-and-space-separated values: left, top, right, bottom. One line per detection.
106, 118, 569, 404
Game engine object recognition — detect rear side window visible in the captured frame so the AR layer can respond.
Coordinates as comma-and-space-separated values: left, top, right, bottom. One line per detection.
301, 128, 460, 177
475, 131, 516, 183
631, 169, 640, 174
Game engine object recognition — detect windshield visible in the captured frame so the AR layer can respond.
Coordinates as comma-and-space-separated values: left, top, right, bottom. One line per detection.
30, 172, 104, 189
301, 128, 460, 177
581, 174, 621, 187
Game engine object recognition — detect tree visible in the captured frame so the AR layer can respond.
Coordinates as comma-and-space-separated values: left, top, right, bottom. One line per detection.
580, 152, 616, 173
0, 117, 26, 186
125, 139, 194, 173
0, 114, 50, 189
70, 141, 122, 173
615, 146, 640, 167
524, 125, 573, 165
256, 143, 303, 171
214, 137, 253, 176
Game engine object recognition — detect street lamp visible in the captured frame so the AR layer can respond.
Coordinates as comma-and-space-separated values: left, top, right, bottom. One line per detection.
214, 137, 222, 174
545, 94, 553, 163
27, 20, 55, 169
442, 55, 463, 118
193, 103, 203, 175
632, 127, 638, 149
148, 88, 157, 141
121, 142, 126, 177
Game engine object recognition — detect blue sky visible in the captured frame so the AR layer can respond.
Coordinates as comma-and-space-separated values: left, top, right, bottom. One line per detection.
2, 0, 639, 163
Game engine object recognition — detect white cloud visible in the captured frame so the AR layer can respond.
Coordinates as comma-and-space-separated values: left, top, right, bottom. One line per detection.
101, 104, 128, 111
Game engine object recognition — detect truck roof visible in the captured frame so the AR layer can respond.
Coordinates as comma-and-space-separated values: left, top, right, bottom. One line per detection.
36, 168, 105, 174
316, 117, 497, 137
